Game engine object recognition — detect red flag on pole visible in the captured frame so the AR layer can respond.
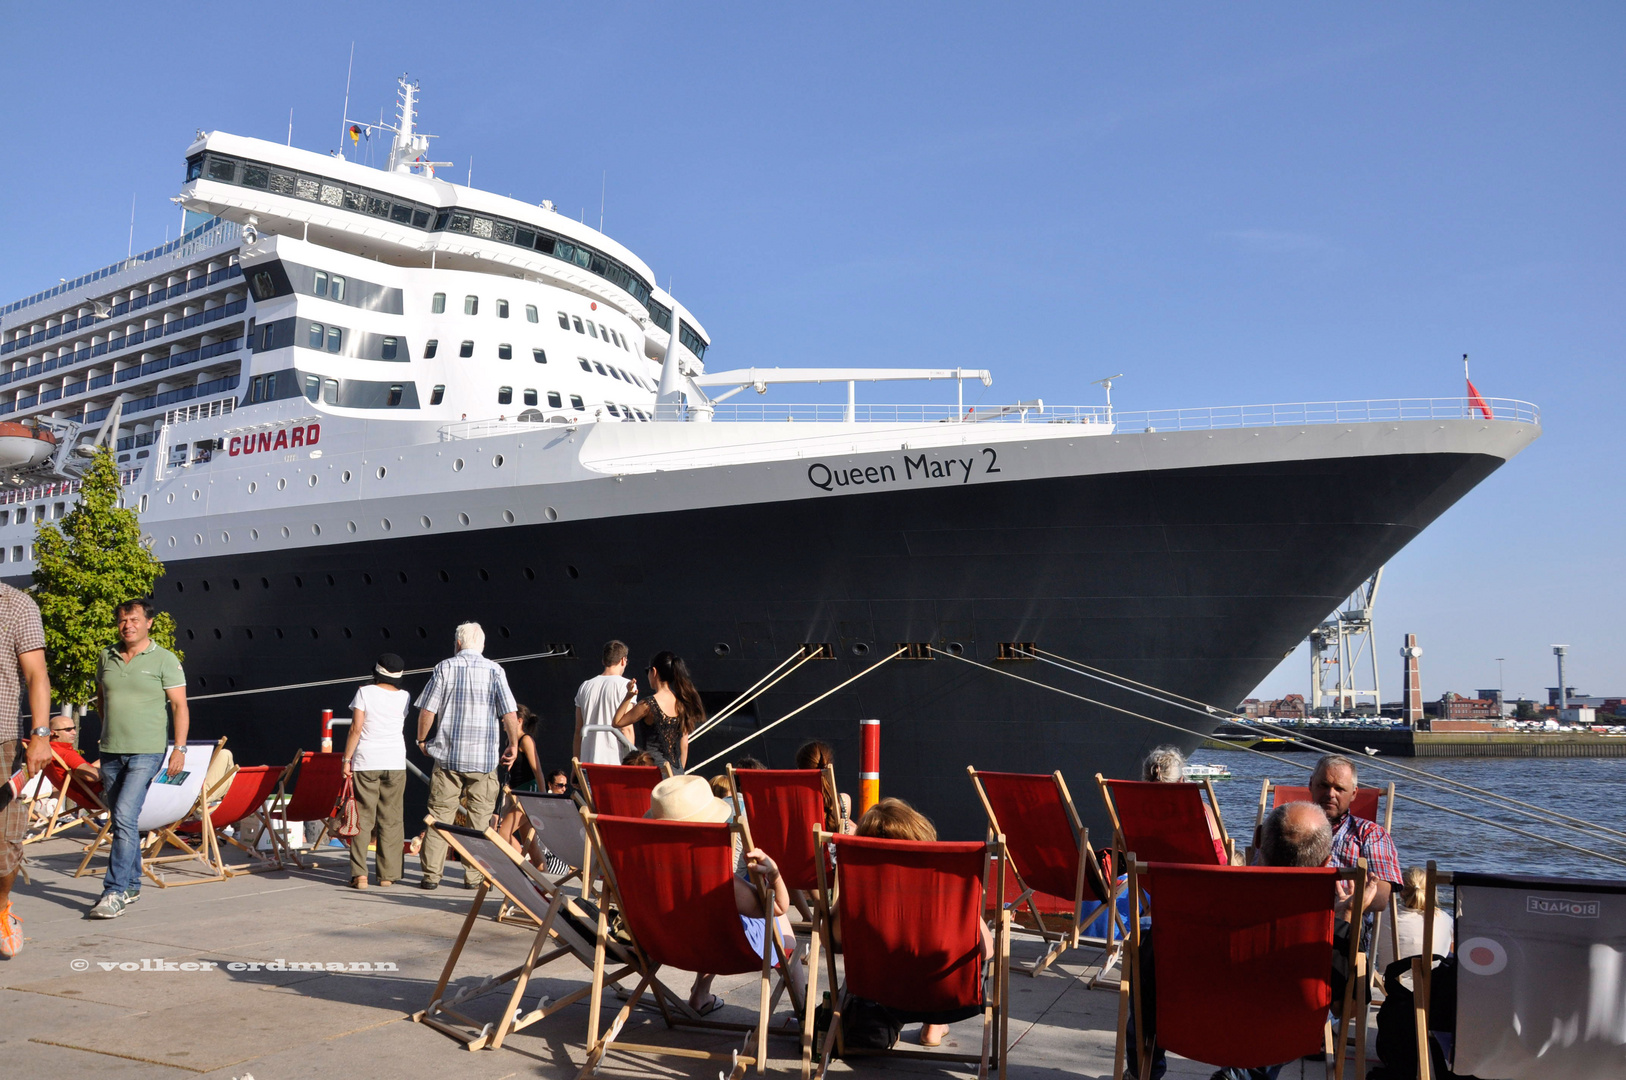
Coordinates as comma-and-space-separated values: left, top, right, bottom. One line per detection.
1464, 354, 1492, 419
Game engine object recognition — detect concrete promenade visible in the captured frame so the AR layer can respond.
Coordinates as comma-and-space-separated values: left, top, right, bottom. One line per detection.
2, 835, 1339, 1079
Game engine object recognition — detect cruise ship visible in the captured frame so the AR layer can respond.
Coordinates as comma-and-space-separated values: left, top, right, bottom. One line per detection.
0, 78, 1540, 838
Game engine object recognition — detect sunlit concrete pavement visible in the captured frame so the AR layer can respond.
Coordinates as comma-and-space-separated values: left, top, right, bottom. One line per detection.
2, 834, 1347, 1079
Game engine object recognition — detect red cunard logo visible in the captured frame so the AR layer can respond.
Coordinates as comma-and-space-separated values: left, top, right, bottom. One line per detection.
228, 423, 321, 457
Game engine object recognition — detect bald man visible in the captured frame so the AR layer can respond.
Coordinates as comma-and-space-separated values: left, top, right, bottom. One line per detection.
1310, 754, 1401, 914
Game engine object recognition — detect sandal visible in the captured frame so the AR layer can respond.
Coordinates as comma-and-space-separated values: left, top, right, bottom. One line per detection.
377, 880, 394, 887
350, 876, 368, 890
689, 993, 725, 1016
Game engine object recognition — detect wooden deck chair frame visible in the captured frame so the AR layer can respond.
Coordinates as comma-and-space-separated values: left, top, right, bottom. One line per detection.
576, 807, 799, 1080
26, 746, 107, 845
73, 738, 232, 888
806, 829, 1010, 1080
271, 750, 347, 868
201, 759, 296, 875
1115, 856, 1368, 1080
494, 790, 589, 927
413, 821, 644, 1052
570, 757, 671, 900
724, 763, 844, 935
1095, 773, 1235, 865
968, 766, 1120, 981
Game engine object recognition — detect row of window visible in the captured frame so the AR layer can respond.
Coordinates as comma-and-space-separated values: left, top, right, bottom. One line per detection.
577, 356, 650, 389
489, 385, 650, 420
3, 261, 241, 354
422, 340, 548, 364
429, 295, 640, 358
189, 152, 660, 311
556, 310, 634, 353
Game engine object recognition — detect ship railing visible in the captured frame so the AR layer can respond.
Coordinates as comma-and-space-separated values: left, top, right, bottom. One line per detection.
0, 469, 142, 508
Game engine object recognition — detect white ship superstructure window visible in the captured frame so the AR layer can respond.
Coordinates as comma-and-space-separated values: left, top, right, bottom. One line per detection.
498, 386, 512, 405
304, 375, 319, 401
557, 311, 568, 329
432, 293, 446, 314
464, 295, 478, 315
387, 384, 403, 407
523, 389, 537, 405
309, 324, 325, 349
327, 327, 342, 352
430, 385, 444, 404
548, 392, 561, 407
533, 348, 546, 364
497, 300, 509, 319
459, 340, 473, 358
579, 359, 590, 371
572, 317, 584, 333
498, 343, 512, 360
526, 305, 538, 323
323, 378, 338, 404
424, 339, 438, 358
570, 394, 584, 410
382, 337, 399, 360
586, 322, 598, 340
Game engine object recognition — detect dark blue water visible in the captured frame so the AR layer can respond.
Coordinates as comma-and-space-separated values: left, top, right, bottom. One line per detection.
1187, 749, 1626, 881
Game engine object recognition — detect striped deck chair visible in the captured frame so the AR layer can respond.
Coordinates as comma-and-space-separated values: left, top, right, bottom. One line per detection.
1096, 775, 1234, 866
578, 811, 799, 1080
808, 831, 1010, 1080
268, 751, 347, 868
1412, 862, 1626, 1080
969, 767, 1116, 979
1116, 858, 1368, 1080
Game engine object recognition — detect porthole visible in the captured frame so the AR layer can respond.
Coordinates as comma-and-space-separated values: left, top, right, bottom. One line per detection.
477, 568, 490, 581
714, 643, 731, 657
566, 565, 579, 579
851, 642, 870, 657
420, 515, 431, 529
260, 577, 270, 589
221, 532, 230, 543
522, 567, 535, 581
231, 579, 240, 590
362, 573, 373, 585
193, 533, 203, 545
453, 458, 464, 472
248, 482, 257, 494
191, 489, 201, 501
226, 677, 236, 689
280, 526, 290, 538
277, 478, 287, 491
397, 571, 408, 583
438, 570, 450, 583
244, 629, 254, 640
274, 628, 284, 639
167, 493, 175, 504
250, 528, 260, 540
213, 628, 222, 639
502, 510, 515, 524
197, 677, 207, 688
325, 575, 335, 586
544, 506, 558, 522
417, 627, 428, 639
310, 628, 320, 639
380, 518, 391, 531
311, 524, 321, 536
457, 512, 470, 526
185, 629, 195, 640
294, 576, 304, 587
201, 580, 211, 591
342, 627, 353, 638
492, 454, 505, 468
346, 521, 357, 533
376, 466, 387, 479
499, 626, 511, 638
380, 627, 391, 639
341, 470, 352, 483
176, 582, 184, 593
308, 474, 318, 488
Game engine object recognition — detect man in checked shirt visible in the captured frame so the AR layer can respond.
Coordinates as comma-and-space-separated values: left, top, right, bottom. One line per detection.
414, 622, 520, 890
1312, 753, 1401, 917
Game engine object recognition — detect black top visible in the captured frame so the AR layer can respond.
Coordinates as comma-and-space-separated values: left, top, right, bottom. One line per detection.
508, 736, 536, 789
643, 698, 685, 766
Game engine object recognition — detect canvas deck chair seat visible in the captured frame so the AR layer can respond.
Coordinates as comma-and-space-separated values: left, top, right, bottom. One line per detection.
726, 764, 841, 929
74, 739, 234, 888
495, 791, 589, 926
969, 766, 1116, 979
1412, 863, 1626, 1080
808, 831, 1010, 1080
1096, 775, 1234, 867
414, 822, 650, 1052
1116, 859, 1368, 1080
27, 744, 106, 845
578, 811, 802, 1080
269, 750, 345, 868
574, 760, 664, 817
176, 763, 290, 873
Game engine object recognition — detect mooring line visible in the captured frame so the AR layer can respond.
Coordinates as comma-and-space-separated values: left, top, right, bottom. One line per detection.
188, 648, 567, 701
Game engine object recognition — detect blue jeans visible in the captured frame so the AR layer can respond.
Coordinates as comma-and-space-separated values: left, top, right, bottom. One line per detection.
99, 753, 163, 896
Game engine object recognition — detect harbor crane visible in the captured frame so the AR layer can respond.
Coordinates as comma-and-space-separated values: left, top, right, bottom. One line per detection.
1308, 567, 1383, 715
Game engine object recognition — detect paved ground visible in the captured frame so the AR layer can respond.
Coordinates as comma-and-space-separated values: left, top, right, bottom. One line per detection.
2, 834, 1360, 1079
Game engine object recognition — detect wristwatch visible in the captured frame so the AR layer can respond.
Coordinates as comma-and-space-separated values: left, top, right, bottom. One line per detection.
30, 725, 49, 739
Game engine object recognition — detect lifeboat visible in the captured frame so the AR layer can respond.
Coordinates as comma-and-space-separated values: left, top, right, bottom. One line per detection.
0, 423, 57, 470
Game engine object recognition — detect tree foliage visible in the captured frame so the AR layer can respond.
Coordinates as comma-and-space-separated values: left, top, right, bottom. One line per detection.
32, 447, 181, 707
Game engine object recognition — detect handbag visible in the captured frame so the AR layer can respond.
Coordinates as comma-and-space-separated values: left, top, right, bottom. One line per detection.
333, 776, 360, 839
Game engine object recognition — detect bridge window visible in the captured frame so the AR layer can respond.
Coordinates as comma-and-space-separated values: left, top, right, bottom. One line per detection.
304, 375, 319, 402
314, 271, 328, 297
586, 322, 598, 340
579, 358, 591, 371
330, 275, 346, 302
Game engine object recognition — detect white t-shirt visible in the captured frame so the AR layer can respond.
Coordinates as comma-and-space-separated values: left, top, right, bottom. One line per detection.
576, 674, 633, 765
1376, 906, 1455, 989
347, 683, 410, 772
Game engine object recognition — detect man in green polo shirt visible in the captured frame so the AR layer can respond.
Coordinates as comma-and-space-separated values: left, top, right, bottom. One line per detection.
87, 598, 188, 920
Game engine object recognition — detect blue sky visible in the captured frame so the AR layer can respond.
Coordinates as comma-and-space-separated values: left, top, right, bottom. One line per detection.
1, 4, 1620, 704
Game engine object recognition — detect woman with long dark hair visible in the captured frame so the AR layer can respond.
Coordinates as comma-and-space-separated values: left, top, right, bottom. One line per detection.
612, 651, 705, 771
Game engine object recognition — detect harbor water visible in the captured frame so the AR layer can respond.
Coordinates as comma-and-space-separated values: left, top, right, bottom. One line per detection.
1188, 749, 1626, 880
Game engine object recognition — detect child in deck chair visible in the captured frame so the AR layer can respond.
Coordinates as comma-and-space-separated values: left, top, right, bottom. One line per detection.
646, 774, 803, 1015
854, 798, 995, 1048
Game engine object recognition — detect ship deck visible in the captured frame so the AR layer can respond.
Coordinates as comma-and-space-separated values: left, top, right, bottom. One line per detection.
5, 834, 1356, 1079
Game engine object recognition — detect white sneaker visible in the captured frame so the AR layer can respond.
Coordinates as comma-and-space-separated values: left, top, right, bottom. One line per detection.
87, 892, 128, 920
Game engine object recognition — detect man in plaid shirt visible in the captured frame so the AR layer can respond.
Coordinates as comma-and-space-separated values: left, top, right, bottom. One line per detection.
414, 622, 520, 890
1311, 754, 1402, 914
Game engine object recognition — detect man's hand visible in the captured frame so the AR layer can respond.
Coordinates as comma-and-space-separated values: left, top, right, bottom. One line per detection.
501, 743, 518, 767
165, 746, 187, 779
25, 734, 51, 778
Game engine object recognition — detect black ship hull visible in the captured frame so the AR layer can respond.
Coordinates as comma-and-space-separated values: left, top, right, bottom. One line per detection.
64, 449, 1502, 840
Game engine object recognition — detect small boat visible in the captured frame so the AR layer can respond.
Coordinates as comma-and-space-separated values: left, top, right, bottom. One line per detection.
0, 423, 56, 470
1182, 763, 1232, 781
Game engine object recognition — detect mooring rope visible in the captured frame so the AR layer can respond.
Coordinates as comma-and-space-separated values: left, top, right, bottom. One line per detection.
685, 647, 906, 774
690, 648, 822, 743
932, 646, 1626, 871
1028, 645, 1626, 851
188, 648, 569, 702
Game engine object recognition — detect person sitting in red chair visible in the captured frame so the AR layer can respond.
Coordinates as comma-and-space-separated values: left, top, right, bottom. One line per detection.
49, 717, 101, 791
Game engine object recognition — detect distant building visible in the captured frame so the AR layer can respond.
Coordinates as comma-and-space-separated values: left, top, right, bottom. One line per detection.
1437, 692, 1501, 720
1236, 694, 1307, 720
1474, 688, 1508, 717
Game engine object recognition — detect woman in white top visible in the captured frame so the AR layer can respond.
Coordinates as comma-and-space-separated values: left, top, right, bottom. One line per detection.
342, 653, 411, 889
1376, 865, 1455, 988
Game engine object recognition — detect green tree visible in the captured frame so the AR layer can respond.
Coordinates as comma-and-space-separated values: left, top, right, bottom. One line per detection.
31, 446, 181, 708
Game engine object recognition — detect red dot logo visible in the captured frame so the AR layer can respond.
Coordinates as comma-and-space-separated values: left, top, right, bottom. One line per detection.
1459, 937, 1507, 975
590, 302, 597, 310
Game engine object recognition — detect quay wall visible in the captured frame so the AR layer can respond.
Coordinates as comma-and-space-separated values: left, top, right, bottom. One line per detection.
1241, 725, 1626, 759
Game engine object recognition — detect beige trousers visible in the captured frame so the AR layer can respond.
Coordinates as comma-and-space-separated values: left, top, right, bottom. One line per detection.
418, 766, 500, 885
348, 769, 405, 882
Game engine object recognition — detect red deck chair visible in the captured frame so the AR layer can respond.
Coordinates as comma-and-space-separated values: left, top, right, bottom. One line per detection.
268, 751, 345, 868
28, 745, 106, 845
725, 764, 841, 896
574, 760, 664, 817
177, 764, 291, 873
808, 831, 1010, 1080
579, 811, 798, 1080
1096, 776, 1234, 866
1116, 859, 1368, 1080
969, 767, 1116, 979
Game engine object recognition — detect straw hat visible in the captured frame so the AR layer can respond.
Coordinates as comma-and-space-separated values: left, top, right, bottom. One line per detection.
647, 774, 733, 823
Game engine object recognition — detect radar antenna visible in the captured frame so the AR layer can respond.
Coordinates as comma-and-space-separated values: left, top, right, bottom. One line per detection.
346, 75, 452, 178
